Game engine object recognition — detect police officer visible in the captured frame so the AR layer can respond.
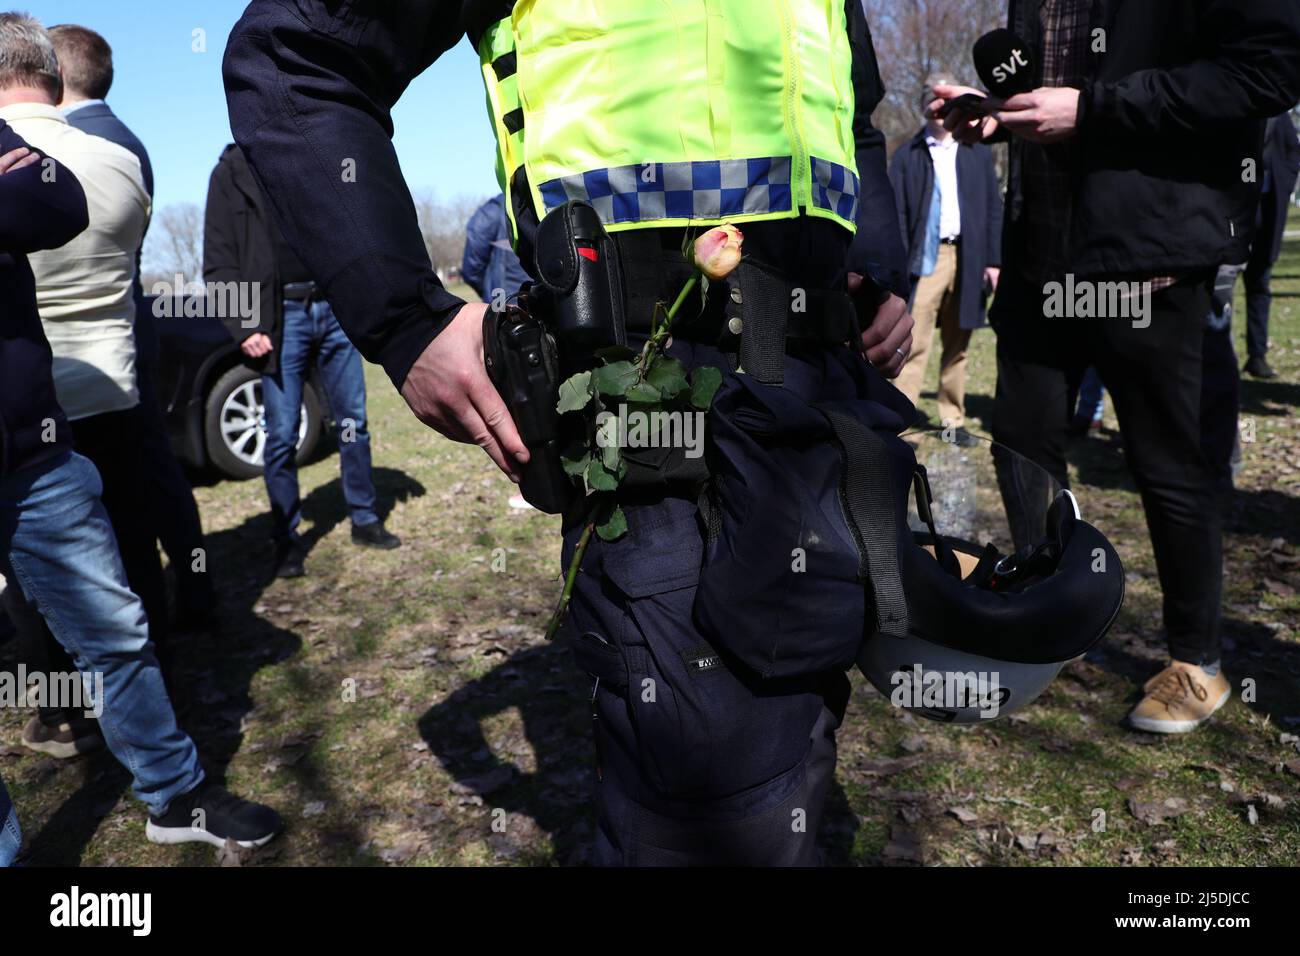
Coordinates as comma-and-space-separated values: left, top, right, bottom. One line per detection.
224, 0, 914, 865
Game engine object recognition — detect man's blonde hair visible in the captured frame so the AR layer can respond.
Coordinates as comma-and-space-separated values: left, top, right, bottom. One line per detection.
0, 12, 60, 99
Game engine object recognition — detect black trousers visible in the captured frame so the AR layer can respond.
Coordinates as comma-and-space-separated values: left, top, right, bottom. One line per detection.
1201, 265, 1242, 493
136, 357, 213, 618
1243, 240, 1277, 361
561, 338, 857, 866
6, 406, 171, 723
989, 271, 1222, 665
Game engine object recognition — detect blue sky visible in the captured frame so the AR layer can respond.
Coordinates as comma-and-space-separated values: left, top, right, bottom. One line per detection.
22, 0, 501, 212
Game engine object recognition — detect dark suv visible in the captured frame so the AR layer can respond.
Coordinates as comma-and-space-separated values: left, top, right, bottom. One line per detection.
149, 294, 325, 480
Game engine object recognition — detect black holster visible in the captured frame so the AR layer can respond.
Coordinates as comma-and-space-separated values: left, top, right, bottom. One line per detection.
482, 300, 576, 514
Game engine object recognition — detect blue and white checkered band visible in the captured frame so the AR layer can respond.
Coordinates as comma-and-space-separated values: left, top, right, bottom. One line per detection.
537, 157, 795, 225
537, 156, 860, 226
810, 155, 860, 223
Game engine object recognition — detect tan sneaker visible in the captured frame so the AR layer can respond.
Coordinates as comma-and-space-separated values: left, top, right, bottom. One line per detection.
21, 715, 103, 759
1128, 661, 1231, 734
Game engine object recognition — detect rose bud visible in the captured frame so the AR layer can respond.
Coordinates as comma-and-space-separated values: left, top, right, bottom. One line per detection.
693, 224, 744, 280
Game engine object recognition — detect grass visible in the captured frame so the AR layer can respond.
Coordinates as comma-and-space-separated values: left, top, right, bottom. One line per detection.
3, 261, 1299, 866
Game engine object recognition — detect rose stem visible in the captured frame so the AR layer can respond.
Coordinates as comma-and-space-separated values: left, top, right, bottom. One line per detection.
545, 515, 597, 641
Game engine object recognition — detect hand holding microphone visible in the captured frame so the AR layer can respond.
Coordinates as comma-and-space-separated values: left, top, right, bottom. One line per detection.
996, 87, 1082, 145
934, 29, 1082, 145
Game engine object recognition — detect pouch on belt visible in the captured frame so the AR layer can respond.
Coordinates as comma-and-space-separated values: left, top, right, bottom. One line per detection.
693, 346, 917, 680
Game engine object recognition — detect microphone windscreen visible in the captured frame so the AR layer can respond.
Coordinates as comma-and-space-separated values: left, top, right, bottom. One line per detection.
973, 29, 1037, 99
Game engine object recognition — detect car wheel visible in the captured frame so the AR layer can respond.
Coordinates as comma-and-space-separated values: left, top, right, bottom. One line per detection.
203, 365, 323, 480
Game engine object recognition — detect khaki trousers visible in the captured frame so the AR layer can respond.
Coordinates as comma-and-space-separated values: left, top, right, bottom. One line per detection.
896, 243, 972, 428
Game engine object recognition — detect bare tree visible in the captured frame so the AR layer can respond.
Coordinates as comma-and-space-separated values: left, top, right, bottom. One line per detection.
413, 191, 490, 280
141, 202, 203, 289
865, 0, 1006, 151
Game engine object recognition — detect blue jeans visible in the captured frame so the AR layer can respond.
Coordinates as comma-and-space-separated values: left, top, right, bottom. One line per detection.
0, 452, 204, 816
1076, 366, 1105, 422
262, 299, 378, 543
0, 776, 19, 866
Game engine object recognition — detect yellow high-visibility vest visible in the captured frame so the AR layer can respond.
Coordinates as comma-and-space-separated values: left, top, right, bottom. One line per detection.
479, 0, 860, 241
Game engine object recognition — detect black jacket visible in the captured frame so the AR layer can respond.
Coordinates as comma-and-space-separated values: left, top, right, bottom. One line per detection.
222, 0, 907, 390
890, 130, 1003, 331
203, 144, 286, 376
0, 120, 87, 478
1003, 0, 1300, 278
1258, 114, 1300, 264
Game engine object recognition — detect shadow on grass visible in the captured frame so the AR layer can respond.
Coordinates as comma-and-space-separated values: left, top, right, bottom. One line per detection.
417, 643, 594, 864
417, 641, 862, 866
18, 467, 424, 866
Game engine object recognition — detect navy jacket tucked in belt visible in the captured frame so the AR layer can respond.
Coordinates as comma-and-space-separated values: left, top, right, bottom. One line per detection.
222, 0, 908, 390
890, 130, 1003, 331
0, 120, 88, 478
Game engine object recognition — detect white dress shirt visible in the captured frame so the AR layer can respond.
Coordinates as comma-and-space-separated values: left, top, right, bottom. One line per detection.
0, 102, 150, 421
926, 132, 962, 242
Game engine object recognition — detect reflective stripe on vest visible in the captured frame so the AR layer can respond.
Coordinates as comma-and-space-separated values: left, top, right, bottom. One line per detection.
479, 0, 859, 238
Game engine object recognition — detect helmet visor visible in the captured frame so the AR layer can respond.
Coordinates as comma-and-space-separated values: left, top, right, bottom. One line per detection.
903, 429, 1064, 556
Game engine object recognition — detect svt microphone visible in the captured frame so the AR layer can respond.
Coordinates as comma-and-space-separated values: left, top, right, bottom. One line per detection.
973, 29, 1036, 99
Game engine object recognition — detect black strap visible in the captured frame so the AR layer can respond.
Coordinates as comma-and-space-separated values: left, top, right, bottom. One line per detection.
697, 480, 724, 547
491, 50, 518, 80
736, 260, 789, 386
819, 408, 909, 638
614, 231, 670, 333
912, 465, 962, 578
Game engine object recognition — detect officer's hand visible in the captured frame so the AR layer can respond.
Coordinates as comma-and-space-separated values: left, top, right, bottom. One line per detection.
850, 275, 913, 379
400, 302, 530, 481
241, 333, 273, 358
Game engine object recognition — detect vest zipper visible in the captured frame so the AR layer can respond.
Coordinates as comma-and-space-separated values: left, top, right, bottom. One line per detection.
777, 0, 808, 214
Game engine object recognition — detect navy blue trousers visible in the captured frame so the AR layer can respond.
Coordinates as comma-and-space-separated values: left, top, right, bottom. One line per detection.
561, 340, 854, 866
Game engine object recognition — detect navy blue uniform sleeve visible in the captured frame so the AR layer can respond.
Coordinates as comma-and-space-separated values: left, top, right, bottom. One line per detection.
223, 1, 471, 389
0, 120, 88, 253
844, 0, 909, 299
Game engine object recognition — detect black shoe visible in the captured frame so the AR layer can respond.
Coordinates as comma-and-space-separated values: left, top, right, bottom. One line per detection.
146, 781, 283, 849
1244, 356, 1278, 379
351, 521, 401, 550
273, 540, 307, 578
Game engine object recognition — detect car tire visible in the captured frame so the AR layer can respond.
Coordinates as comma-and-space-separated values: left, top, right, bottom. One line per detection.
203, 365, 323, 480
